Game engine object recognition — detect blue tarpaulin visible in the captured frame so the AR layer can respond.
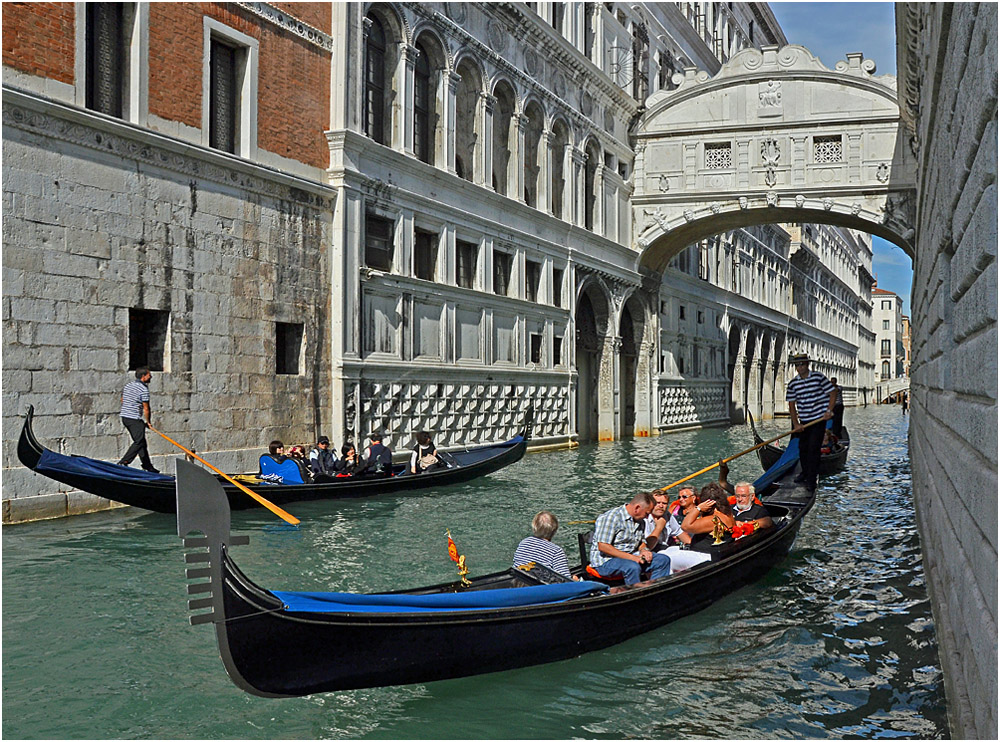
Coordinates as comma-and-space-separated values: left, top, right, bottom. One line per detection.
753, 436, 800, 493
273, 581, 609, 614
35, 449, 175, 483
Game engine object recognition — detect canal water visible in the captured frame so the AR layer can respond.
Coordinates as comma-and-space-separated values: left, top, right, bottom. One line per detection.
3, 405, 947, 739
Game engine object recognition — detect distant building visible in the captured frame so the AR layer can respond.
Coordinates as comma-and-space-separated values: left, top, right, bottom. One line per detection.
901, 314, 911, 377
872, 286, 905, 381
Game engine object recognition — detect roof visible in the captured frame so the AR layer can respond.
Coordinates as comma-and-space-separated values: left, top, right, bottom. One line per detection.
872, 288, 898, 296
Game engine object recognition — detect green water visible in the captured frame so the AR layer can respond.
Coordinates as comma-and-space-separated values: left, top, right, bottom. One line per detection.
2, 405, 947, 738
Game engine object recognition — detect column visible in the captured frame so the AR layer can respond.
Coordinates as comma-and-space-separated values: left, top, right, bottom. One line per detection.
598, 335, 619, 441
442, 70, 461, 174
595, 163, 606, 236
572, 148, 586, 227
540, 128, 552, 214
481, 93, 495, 189
513, 112, 527, 203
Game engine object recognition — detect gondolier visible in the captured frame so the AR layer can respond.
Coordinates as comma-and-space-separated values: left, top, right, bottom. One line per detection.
785, 353, 836, 492
117, 367, 158, 473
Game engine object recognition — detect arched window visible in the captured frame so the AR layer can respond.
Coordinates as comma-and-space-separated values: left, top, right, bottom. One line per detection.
413, 43, 433, 164
584, 139, 601, 231
455, 59, 482, 182
523, 102, 544, 207
364, 14, 387, 145
492, 82, 516, 196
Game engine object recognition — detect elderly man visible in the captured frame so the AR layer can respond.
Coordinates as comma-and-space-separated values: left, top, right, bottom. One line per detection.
590, 492, 671, 585
513, 510, 576, 580
732, 481, 774, 530
786, 352, 836, 492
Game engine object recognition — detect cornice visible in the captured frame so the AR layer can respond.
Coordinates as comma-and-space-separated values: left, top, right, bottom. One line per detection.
2, 86, 336, 208
234, 2, 334, 52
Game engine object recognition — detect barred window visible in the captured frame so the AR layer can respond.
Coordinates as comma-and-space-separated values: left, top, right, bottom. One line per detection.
705, 142, 732, 169
813, 135, 843, 163
86, 3, 126, 118
209, 38, 238, 153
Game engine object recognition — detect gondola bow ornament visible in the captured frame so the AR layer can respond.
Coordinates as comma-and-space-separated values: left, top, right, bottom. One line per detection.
446, 530, 471, 586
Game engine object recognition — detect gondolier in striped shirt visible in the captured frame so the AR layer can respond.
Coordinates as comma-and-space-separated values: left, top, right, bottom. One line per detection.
785, 353, 836, 492
117, 367, 158, 473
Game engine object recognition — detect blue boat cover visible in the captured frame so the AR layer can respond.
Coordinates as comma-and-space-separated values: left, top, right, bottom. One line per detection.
752, 435, 800, 493
35, 448, 175, 483
273, 581, 609, 614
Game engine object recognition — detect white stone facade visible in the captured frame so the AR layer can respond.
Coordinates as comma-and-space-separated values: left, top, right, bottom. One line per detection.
872, 286, 905, 386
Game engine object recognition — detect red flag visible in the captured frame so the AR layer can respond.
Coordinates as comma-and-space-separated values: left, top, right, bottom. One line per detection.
447, 532, 459, 563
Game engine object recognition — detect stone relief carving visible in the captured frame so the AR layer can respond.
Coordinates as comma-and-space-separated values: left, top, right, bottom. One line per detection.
444, 3, 467, 23
552, 70, 566, 98
876, 162, 890, 183
795, 194, 805, 208
581, 91, 593, 117
739, 196, 749, 209
710, 202, 721, 214
683, 209, 695, 222
823, 197, 833, 210
851, 203, 862, 216
761, 138, 780, 187
657, 174, 670, 192
766, 191, 778, 207
758, 80, 782, 118
487, 20, 507, 53
523, 48, 539, 76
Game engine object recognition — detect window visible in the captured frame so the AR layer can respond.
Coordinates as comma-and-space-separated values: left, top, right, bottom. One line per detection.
813, 135, 843, 163
551, 2, 565, 33
365, 214, 394, 271
525, 260, 541, 302
705, 142, 732, 169
493, 250, 513, 297
364, 14, 388, 145
882, 300, 892, 310
413, 43, 433, 164
530, 333, 543, 364
698, 310, 704, 324
414, 229, 437, 281
883, 319, 890, 330
552, 268, 563, 307
679, 304, 686, 320
881, 339, 892, 357
86, 3, 126, 118
457, 240, 478, 289
677, 356, 684, 374
275, 322, 303, 375
881, 360, 890, 379
553, 335, 563, 366
209, 38, 238, 153
129, 308, 168, 372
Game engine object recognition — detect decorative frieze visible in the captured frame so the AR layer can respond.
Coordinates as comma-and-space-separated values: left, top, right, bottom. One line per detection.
235, 3, 334, 52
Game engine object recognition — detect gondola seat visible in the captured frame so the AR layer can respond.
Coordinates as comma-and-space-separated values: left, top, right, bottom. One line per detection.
577, 531, 625, 584
258, 455, 311, 484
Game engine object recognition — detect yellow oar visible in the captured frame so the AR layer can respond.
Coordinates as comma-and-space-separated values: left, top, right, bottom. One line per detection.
654, 417, 827, 493
149, 425, 300, 526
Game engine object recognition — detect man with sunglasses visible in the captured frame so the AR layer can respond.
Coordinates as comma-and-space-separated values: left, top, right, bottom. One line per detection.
785, 353, 836, 492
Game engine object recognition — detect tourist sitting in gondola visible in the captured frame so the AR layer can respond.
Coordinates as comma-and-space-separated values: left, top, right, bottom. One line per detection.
681, 482, 736, 544
308, 436, 338, 482
645, 490, 712, 573
268, 440, 286, 461
259, 439, 312, 484
731, 482, 773, 532
357, 431, 393, 477
589, 492, 671, 585
409, 431, 442, 475
820, 428, 839, 455
512, 510, 580, 581
333, 443, 360, 476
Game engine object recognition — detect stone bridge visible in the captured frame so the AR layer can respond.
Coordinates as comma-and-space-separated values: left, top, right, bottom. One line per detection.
631, 44, 917, 271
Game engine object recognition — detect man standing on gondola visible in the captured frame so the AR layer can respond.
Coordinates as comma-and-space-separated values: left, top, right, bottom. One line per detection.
786, 353, 836, 492
116, 367, 158, 473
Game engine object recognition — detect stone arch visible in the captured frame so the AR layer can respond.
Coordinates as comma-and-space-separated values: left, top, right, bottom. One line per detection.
619, 291, 652, 437
633, 44, 917, 274
363, 5, 405, 147
574, 276, 612, 442
454, 54, 483, 182
727, 322, 743, 423
491, 79, 517, 196
743, 326, 758, 423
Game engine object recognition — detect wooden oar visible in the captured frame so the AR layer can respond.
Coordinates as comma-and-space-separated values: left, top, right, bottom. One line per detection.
655, 417, 827, 493
149, 425, 301, 526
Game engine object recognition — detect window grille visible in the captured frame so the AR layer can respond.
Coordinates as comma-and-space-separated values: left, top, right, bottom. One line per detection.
705, 142, 732, 169
86, 3, 125, 118
209, 39, 238, 153
813, 135, 842, 163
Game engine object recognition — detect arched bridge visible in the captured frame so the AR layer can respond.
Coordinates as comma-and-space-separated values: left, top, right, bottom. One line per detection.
632, 45, 917, 272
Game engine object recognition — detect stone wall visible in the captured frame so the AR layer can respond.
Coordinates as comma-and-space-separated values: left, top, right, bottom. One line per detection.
2, 91, 334, 523
897, 4, 998, 738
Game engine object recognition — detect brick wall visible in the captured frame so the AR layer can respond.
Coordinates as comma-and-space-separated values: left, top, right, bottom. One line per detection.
2, 2, 75, 84
899, 4, 998, 738
271, 2, 331, 33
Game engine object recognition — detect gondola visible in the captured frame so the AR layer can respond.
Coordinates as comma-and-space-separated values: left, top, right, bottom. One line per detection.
747, 410, 849, 475
17, 405, 531, 514
174, 449, 816, 697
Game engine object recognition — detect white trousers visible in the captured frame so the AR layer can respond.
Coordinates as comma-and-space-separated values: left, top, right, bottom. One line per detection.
661, 545, 712, 574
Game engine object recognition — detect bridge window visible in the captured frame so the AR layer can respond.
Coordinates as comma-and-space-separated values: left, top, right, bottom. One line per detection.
705, 142, 732, 169
813, 135, 843, 163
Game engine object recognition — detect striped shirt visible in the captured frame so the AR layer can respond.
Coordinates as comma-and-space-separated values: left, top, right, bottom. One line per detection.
590, 504, 645, 567
512, 536, 572, 578
786, 371, 834, 423
120, 380, 150, 420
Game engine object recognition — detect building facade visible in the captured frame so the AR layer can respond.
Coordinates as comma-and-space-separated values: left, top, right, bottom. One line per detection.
872, 285, 905, 382
4, 1, 873, 521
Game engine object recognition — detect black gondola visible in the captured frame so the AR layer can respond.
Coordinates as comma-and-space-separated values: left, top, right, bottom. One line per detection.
747, 410, 849, 475
174, 452, 816, 697
17, 405, 531, 514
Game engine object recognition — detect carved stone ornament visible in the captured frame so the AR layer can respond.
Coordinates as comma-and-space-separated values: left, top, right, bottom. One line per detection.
758, 80, 782, 118
524, 48, 539, 76
604, 108, 615, 133
444, 3, 467, 23
761, 138, 780, 187
851, 203, 862, 216
488, 20, 507, 53
684, 209, 695, 222
581, 91, 593, 117
795, 194, 805, 208
739, 196, 749, 209
710, 202, 722, 214
766, 191, 778, 207
658, 174, 670, 193
823, 197, 833, 211
552, 70, 566, 98
876, 162, 890, 183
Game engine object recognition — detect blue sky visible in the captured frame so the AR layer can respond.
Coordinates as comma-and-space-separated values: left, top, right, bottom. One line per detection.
770, 2, 913, 313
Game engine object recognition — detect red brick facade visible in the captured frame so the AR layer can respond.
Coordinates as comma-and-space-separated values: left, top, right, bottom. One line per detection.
2, 3, 76, 85
4, 2, 329, 170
